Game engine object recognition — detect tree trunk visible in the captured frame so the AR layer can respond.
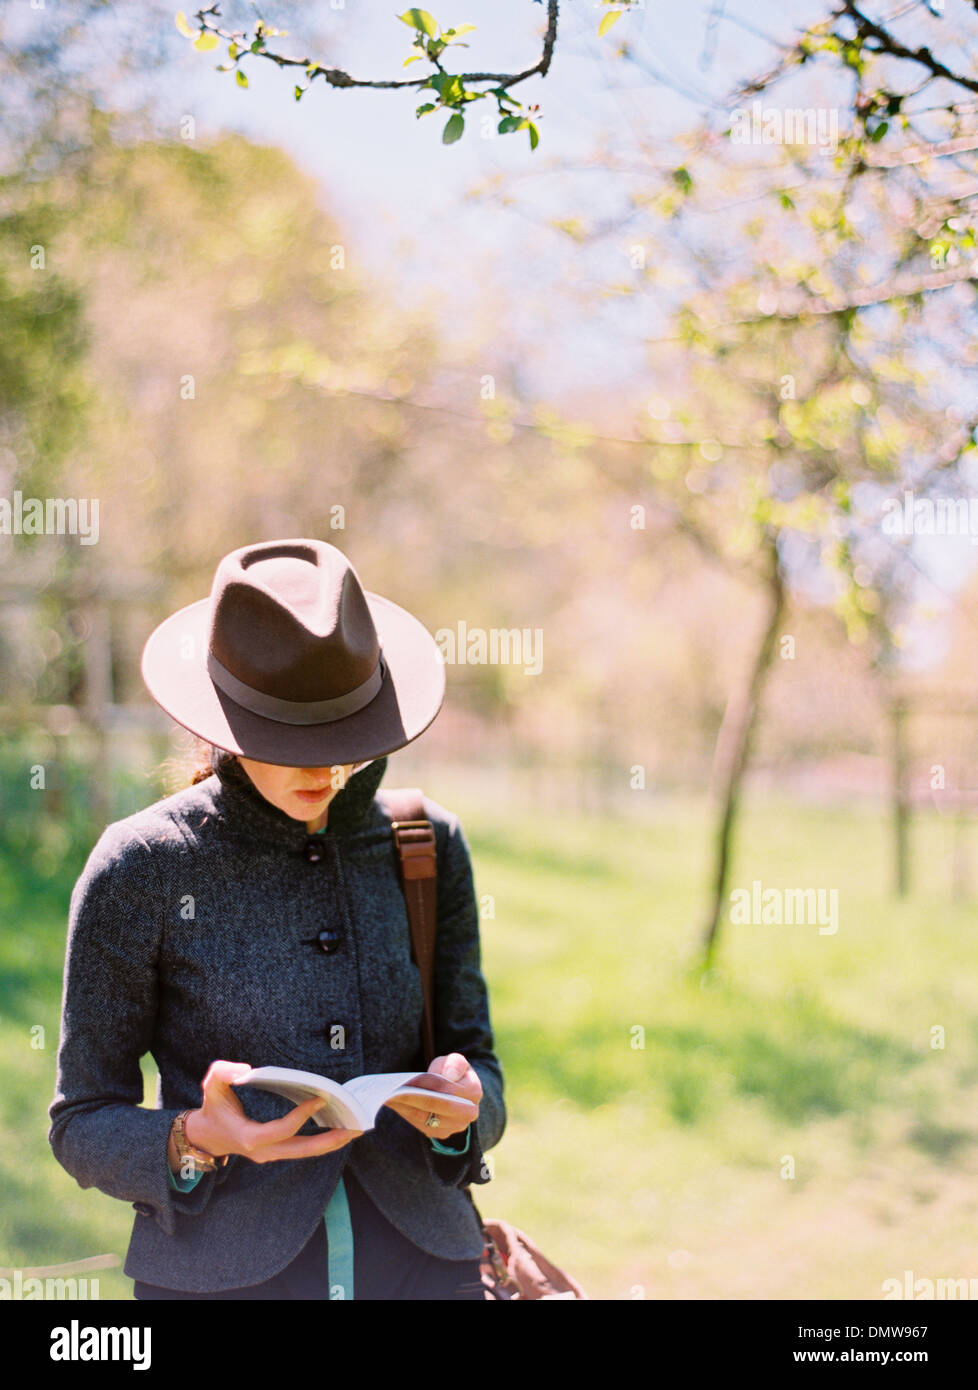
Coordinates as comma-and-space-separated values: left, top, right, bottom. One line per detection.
700, 554, 786, 966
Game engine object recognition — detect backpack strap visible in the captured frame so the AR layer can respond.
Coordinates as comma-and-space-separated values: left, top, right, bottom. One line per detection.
381, 788, 437, 1068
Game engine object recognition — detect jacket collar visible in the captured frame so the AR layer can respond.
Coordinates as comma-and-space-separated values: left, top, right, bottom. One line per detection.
209, 754, 389, 847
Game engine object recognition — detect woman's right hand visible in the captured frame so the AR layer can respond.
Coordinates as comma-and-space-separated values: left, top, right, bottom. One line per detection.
180, 1060, 362, 1166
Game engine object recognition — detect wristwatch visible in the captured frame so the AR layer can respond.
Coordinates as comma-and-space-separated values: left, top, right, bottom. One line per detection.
171, 1110, 229, 1176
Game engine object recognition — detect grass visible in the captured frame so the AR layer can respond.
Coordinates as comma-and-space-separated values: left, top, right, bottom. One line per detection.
2, 784, 978, 1300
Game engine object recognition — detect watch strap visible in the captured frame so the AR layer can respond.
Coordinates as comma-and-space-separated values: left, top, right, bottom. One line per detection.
172, 1109, 228, 1174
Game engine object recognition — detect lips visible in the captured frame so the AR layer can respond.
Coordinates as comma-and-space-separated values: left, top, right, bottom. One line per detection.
295, 787, 331, 801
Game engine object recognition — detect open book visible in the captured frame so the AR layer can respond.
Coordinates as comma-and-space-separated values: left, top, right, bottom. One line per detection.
232, 1067, 479, 1133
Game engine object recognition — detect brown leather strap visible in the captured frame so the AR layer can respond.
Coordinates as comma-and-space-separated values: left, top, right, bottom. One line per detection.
382, 786, 488, 1236
382, 788, 437, 1068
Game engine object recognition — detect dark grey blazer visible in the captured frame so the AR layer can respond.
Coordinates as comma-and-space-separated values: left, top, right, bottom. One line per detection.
48, 756, 505, 1292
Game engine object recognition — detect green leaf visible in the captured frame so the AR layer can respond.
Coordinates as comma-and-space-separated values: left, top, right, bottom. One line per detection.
430, 72, 463, 104
527, 121, 539, 150
236, 69, 249, 88
445, 23, 476, 38
294, 85, 304, 101
228, 43, 239, 59
842, 41, 864, 73
175, 11, 195, 39
597, 10, 624, 37
416, 102, 437, 117
870, 120, 888, 142
498, 115, 521, 133
194, 32, 219, 51
443, 112, 465, 144
403, 53, 425, 65
672, 165, 693, 194
779, 191, 795, 210
398, 9, 438, 37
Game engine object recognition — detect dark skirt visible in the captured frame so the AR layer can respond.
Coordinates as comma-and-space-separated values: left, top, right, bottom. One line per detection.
132, 1166, 485, 1301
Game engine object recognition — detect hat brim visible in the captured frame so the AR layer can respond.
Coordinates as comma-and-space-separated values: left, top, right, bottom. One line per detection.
141, 591, 445, 767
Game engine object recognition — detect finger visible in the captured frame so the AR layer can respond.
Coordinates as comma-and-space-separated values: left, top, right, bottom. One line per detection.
202, 1060, 253, 1098
387, 1085, 478, 1112
251, 1128, 363, 1162
428, 1052, 469, 1083
244, 1095, 327, 1144
422, 1057, 483, 1100
402, 1072, 465, 1093
403, 1065, 482, 1095
388, 1105, 474, 1139
385, 1094, 478, 1124
399, 1074, 482, 1105
388, 1100, 480, 1123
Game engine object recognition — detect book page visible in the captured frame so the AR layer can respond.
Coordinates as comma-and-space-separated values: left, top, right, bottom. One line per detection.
235, 1068, 479, 1131
344, 1072, 479, 1127
234, 1068, 361, 1130
342, 1071, 427, 1124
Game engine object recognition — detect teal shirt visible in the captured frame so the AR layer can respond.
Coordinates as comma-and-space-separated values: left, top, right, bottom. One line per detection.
169, 1127, 470, 1299
167, 823, 470, 1297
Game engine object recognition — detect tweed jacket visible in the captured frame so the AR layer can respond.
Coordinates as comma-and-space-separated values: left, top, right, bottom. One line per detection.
48, 755, 505, 1292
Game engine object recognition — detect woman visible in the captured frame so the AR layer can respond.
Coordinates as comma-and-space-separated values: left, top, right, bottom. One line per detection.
48, 538, 505, 1300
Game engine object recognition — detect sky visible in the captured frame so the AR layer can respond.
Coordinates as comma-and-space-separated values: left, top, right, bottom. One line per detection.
143, 0, 789, 399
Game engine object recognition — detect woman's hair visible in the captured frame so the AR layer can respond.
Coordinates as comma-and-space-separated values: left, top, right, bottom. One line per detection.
157, 737, 235, 795
190, 742, 234, 785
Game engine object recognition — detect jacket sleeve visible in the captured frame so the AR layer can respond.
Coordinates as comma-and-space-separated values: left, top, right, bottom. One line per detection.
48, 823, 232, 1238
420, 806, 505, 1191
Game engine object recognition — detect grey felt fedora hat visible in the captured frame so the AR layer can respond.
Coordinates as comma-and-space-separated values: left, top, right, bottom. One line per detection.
141, 538, 445, 766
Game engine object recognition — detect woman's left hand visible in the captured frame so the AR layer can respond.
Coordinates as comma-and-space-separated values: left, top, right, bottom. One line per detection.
385, 1052, 482, 1141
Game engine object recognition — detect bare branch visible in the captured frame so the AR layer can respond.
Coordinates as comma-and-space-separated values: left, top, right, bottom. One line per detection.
841, 0, 978, 96
733, 0, 978, 109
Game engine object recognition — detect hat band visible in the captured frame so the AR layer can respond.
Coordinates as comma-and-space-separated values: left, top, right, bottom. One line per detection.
206, 650, 386, 726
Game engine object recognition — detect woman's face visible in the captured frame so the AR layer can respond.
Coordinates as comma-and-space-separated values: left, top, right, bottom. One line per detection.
237, 757, 359, 823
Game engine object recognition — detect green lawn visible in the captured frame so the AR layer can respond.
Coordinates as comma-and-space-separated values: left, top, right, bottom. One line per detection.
2, 789, 977, 1300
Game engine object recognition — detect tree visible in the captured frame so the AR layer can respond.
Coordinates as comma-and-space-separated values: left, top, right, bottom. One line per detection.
466, 5, 978, 963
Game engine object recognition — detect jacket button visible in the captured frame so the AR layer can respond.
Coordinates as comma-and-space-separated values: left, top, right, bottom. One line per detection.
304, 839, 326, 863
133, 1201, 152, 1216
317, 930, 342, 955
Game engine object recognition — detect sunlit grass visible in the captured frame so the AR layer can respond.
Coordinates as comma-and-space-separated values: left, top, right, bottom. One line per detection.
2, 790, 977, 1299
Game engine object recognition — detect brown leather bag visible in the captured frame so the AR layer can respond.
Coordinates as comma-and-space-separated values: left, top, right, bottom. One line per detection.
382, 788, 588, 1301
